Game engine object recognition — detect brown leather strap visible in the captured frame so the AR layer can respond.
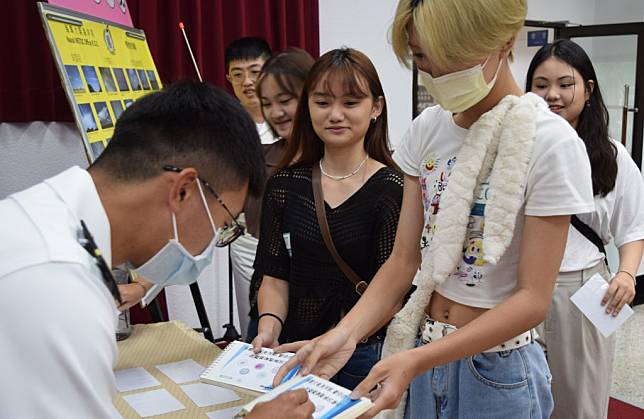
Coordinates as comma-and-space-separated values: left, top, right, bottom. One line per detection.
312, 163, 368, 295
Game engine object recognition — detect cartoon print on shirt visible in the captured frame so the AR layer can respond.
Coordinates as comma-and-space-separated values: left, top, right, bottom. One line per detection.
419, 155, 490, 288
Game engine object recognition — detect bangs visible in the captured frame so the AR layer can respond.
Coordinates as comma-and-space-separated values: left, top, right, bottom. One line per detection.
311, 65, 370, 99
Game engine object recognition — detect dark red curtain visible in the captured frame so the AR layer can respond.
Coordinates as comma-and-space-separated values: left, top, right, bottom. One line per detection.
0, 0, 319, 122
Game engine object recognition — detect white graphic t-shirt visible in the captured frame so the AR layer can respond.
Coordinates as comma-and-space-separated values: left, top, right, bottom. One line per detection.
394, 103, 594, 308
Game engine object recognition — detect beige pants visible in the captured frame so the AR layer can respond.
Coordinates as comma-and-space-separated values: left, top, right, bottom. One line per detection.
536, 262, 616, 419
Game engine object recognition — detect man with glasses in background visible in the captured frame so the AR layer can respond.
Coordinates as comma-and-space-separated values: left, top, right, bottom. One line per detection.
224, 37, 279, 340
0, 80, 313, 419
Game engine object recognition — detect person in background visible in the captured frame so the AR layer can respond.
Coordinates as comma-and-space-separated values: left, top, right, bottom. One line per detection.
244, 47, 315, 341
224, 37, 278, 338
526, 38, 644, 419
0, 80, 312, 419
274, 1, 596, 418
252, 48, 404, 390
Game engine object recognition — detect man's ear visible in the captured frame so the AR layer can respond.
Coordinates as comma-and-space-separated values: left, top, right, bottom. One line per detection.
225, 73, 232, 84
167, 168, 198, 213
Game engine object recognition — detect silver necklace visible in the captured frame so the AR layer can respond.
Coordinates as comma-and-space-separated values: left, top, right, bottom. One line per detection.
319, 156, 369, 181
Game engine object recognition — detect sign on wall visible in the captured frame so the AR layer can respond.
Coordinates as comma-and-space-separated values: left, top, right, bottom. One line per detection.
39, 2, 162, 162
48, 0, 134, 27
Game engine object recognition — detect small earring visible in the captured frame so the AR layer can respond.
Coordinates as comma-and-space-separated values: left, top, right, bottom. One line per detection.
372, 116, 377, 123
585, 100, 591, 108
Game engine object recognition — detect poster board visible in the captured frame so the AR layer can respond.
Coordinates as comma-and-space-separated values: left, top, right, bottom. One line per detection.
47, 0, 134, 27
38, 2, 162, 162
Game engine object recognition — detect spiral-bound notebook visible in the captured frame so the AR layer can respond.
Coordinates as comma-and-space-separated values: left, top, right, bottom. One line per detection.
239, 374, 373, 419
199, 341, 298, 395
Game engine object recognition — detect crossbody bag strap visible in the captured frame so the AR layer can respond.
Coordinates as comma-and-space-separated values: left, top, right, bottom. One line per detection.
571, 214, 607, 257
311, 163, 368, 295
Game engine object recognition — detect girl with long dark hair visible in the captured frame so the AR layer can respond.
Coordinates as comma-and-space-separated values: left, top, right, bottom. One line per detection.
251, 48, 403, 389
526, 39, 644, 419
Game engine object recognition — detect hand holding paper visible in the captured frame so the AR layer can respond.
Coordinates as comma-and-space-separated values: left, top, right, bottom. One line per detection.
570, 273, 634, 337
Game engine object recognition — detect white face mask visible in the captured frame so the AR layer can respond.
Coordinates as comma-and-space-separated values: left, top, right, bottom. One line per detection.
135, 181, 220, 287
418, 56, 502, 113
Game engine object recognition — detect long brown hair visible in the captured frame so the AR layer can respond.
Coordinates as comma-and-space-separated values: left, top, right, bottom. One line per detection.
255, 47, 315, 140
278, 47, 395, 170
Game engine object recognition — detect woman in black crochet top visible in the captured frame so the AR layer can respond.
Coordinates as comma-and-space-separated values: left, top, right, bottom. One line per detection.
251, 48, 404, 389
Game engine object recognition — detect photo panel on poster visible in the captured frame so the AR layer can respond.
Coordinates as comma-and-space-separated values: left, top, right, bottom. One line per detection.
137, 69, 150, 90
65, 65, 85, 93
127, 68, 141, 91
93, 101, 114, 129
90, 140, 105, 159
78, 103, 98, 133
82, 65, 102, 93
113, 68, 129, 91
147, 70, 159, 90
99, 67, 117, 92
110, 100, 125, 120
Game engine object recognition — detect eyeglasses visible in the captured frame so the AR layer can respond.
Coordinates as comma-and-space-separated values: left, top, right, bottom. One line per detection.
228, 68, 262, 85
163, 165, 244, 247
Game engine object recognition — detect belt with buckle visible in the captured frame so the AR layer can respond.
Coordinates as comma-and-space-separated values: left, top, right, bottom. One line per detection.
419, 315, 536, 353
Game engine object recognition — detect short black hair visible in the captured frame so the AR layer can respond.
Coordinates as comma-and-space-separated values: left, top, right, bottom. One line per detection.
224, 37, 271, 72
90, 80, 265, 197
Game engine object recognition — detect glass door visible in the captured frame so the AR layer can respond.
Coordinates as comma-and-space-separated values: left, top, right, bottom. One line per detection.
560, 23, 644, 170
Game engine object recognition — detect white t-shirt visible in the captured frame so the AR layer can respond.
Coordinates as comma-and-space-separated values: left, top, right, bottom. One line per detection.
561, 138, 644, 271
257, 121, 279, 145
394, 102, 594, 308
0, 167, 119, 418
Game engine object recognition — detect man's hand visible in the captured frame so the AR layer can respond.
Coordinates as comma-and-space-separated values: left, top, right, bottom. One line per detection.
247, 389, 314, 419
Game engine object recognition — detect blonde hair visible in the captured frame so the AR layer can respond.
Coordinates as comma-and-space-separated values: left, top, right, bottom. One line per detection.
392, 0, 526, 72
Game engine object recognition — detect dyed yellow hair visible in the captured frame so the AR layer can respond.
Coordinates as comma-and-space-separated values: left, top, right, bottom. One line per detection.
392, 0, 526, 72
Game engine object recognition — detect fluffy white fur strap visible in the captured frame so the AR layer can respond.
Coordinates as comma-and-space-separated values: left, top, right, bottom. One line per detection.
377, 93, 543, 419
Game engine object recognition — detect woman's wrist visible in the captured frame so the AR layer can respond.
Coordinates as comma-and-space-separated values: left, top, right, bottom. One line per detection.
616, 270, 637, 285
258, 312, 284, 336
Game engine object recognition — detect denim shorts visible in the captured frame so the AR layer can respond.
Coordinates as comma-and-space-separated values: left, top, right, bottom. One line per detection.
404, 340, 553, 419
331, 339, 383, 390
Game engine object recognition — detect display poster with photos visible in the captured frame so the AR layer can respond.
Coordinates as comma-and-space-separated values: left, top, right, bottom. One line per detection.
39, 2, 162, 161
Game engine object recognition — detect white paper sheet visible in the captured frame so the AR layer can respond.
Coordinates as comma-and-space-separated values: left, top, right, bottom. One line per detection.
156, 359, 205, 384
206, 406, 244, 419
122, 389, 185, 417
114, 367, 161, 392
180, 383, 241, 407
570, 273, 634, 337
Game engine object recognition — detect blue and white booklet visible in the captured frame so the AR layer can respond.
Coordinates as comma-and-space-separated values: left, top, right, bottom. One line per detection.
239, 374, 373, 419
200, 341, 298, 394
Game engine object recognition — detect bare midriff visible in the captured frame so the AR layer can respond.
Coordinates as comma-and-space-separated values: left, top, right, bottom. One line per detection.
426, 291, 488, 328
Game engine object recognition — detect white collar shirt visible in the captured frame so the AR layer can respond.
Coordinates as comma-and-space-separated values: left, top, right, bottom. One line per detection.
0, 166, 119, 418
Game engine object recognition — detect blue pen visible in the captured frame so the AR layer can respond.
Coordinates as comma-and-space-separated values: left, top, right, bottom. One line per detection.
280, 364, 302, 384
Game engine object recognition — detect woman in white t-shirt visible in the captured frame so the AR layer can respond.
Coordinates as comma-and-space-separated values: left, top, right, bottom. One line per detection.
272, 1, 594, 418
526, 39, 644, 419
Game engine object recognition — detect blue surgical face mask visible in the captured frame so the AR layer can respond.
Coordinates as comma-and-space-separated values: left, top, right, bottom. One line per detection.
135, 181, 220, 287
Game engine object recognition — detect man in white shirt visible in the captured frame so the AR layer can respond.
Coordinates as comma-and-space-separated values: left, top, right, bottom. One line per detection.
0, 81, 312, 419
224, 37, 278, 338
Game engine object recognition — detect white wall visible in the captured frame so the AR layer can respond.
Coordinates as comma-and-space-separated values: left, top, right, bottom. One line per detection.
319, 0, 412, 148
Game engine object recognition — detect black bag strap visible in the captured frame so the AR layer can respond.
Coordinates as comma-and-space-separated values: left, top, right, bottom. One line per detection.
571, 215, 607, 256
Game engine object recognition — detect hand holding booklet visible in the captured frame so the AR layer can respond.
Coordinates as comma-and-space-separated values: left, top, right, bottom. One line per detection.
200, 341, 373, 418
200, 341, 299, 394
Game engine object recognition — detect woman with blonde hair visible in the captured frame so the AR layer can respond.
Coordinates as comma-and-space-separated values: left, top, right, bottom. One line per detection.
274, 1, 595, 417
